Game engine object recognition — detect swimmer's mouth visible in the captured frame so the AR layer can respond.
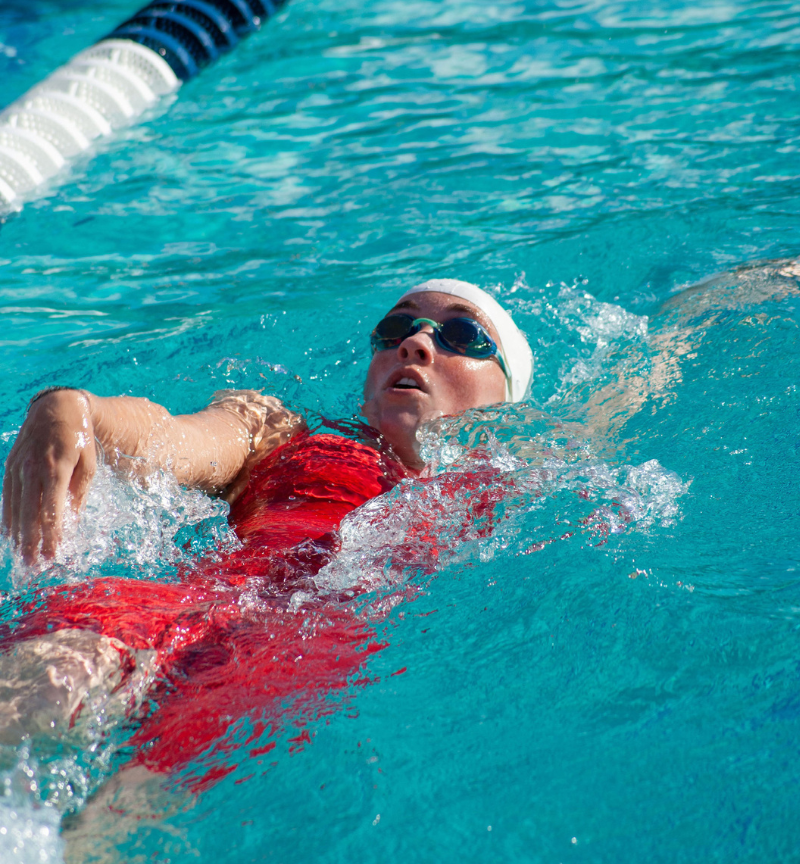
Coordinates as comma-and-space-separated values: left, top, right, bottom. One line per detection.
387, 371, 426, 391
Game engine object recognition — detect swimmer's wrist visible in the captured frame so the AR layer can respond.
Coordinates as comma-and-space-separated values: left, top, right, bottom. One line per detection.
27, 385, 90, 416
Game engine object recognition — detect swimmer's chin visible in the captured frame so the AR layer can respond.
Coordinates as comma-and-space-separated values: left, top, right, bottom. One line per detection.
359, 399, 436, 469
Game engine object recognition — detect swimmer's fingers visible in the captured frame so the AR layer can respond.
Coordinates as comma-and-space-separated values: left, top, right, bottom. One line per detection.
4, 440, 28, 549
18, 466, 44, 565
68, 439, 96, 515
21, 445, 94, 563
5, 390, 95, 563
2, 455, 14, 538
40, 429, 97, 559
39, 463, 74, 560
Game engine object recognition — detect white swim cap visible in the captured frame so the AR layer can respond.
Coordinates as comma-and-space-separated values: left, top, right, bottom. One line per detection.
398, 278, 533, 403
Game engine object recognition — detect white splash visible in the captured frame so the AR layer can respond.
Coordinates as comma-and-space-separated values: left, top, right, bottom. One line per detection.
1, 462, 238, 591
0, 799, 63, 864
315, 410, 688, 595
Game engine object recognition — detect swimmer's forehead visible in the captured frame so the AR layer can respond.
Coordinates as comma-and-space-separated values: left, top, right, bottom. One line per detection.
387, 297, 495, 333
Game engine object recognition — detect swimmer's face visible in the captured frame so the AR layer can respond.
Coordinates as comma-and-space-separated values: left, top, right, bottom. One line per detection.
362, 291, 507, 469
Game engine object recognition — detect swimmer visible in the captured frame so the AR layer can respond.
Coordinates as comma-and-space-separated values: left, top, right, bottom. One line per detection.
3, 278, 533, 564
0, 279, 533, 859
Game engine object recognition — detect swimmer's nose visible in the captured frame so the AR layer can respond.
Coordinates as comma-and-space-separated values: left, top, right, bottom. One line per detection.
398, 325, 435, 364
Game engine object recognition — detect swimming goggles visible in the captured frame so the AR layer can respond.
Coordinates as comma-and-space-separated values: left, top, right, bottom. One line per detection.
370, 314, 509, 378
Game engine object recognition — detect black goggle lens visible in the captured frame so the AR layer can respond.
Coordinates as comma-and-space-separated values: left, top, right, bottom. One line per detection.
371, 314, 416, 347
440, 317, 492, 355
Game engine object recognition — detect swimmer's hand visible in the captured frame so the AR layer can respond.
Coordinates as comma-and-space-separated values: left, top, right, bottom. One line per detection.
3, 388, 304, 564
2, 389, 96, 564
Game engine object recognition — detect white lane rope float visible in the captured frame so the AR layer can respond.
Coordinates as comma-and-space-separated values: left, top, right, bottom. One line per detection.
0, 0, 285, 213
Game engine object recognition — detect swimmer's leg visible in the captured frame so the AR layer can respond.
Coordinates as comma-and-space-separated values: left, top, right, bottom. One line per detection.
0, 631, 190, 861
0, 629, 155, 748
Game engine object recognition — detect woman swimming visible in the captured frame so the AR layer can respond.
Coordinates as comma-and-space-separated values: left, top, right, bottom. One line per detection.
0, 280, 532, 781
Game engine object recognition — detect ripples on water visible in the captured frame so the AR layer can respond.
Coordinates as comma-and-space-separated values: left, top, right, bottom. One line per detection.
1, 0, 800, 860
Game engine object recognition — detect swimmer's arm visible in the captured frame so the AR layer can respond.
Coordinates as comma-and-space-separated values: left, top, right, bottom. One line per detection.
2, 388, 303, 563
91, 389, 303, 492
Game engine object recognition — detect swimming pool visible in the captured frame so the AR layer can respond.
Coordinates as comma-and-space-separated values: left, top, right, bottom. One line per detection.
1, 0, 800, 860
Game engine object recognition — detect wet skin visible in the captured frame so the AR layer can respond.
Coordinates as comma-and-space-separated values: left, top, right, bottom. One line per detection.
362, 291, 507, 469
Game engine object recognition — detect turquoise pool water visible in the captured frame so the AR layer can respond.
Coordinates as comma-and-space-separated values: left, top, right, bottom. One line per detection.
2, 0, 800, 860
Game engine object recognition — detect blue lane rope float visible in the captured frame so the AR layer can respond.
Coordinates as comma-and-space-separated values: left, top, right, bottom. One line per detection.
0, 0, 281, 212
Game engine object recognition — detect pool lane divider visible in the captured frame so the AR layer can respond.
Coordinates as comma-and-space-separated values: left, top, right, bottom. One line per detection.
0, 0, 285, 212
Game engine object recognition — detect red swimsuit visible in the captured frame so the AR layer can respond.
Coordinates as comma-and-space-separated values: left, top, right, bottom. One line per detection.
1, 432, 405, 789
2, 431, 510, 790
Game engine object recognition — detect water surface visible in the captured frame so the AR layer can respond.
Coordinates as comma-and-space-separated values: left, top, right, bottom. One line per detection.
1, 0, 799, 861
